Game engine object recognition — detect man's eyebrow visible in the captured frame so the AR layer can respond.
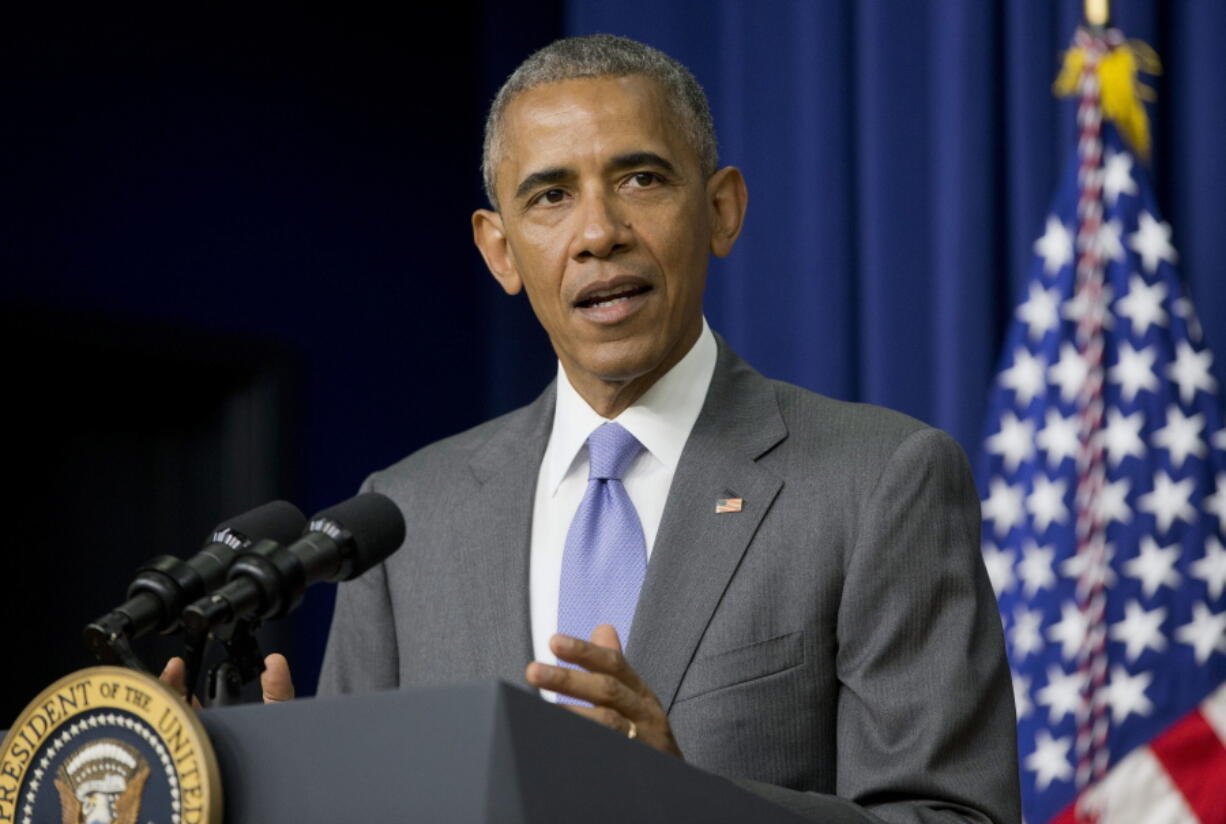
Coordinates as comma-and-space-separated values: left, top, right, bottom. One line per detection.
513, 167, 573, 202
608, 151, 677, 175
511, 153, 679, 203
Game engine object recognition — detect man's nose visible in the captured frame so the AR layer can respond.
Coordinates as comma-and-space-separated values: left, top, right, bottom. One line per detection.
572, 191, 632, 260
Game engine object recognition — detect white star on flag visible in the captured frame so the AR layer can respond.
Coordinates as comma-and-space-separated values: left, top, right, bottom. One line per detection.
987, 411, 1038, 472
1104, 666, 1153, 723
1202, 477, 1226, 524
1018, 541, 1058, 596
1048, 601, 1090, 661
1081, 217, 1126, 262
1010, 606, 1045, 660
1095, 476, 1133, 526
1128, 211, 1178, 273
1024, 729, 1074, 791
1037, 664, 1086, 724
1100, 407, 1146, 467
1050, 343, 1090, 404
1151, 405, 1206, 468
1063, 283, 1115, 329
1027, 476, 1069, 532
1123, 536, 1182, 598
1114, 273, 1168, 335
1167, 340, 1218, 405
1173, 294, 1204, 343
982, 543, 1017, 597
1108, 341, 1159, 402
1174, 602, 1226, 664
1136, 471, 1196, 533
1060, 543, 1117, 592
983, 477, 1026, 537
1191, 537, 1226, 600
1109, 600, 1167, 661
1000, 347, 1048, 407
1102, 149, 1138, 206
1037, 409, 1081, 467
1017, 282, 1064, 342
1034, 216, 1075, 275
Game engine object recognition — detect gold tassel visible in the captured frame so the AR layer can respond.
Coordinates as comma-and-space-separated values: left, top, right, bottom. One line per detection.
1054, 37, 1161, 160
1053, 48, 1086, 98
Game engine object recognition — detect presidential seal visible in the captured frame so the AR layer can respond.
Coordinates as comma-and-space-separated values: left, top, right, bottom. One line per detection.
0, 667, 220, 824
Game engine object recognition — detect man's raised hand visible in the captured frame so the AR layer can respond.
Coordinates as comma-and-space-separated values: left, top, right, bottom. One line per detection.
158, 653, 295, 706
525, 624, 683, 759
157, 656, 202, 708
259, 653, 295, 703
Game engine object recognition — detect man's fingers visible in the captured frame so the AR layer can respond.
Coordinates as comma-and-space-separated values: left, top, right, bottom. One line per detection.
160, 654, 292, 706
548, 630, 648, 695
562, 703, 637, 737
526, 661, 641, 713
527, 630, 683, 759
158, 657, 202, 709
261, 653, 295, 703
159, 657, 188, 695
589, 623, 622, 652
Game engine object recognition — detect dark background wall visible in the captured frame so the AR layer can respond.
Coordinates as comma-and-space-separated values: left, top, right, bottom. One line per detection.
0, 4, 560, 717
3, 1, 1224, 723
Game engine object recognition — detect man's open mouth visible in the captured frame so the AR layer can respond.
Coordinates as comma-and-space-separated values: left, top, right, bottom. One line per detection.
574, 284, 653, 309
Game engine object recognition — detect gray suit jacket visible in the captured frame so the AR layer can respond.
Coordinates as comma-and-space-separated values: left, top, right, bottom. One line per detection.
318, 340, 1020, 824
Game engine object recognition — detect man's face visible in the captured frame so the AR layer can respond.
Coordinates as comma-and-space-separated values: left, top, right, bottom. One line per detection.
475, 75, 740, 406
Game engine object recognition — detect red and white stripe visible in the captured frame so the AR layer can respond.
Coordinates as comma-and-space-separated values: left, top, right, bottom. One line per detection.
1052, 683, 1226, 824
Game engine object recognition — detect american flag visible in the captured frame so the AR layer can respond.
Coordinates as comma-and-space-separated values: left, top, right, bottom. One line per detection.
979, 25, 1226, 824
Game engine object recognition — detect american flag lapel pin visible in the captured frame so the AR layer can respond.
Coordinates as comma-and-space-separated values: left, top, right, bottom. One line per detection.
715, 497, 743, 513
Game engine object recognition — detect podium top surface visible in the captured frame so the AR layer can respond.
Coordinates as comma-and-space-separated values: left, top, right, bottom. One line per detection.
200, 679, 809, 824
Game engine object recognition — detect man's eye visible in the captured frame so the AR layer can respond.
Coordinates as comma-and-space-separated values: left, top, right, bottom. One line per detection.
629, 172, 659, 187
535, 188, 566, 205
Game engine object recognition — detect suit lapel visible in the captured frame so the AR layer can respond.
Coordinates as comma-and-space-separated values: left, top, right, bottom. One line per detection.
457, 385, 555, 688
627, 342, 787, 711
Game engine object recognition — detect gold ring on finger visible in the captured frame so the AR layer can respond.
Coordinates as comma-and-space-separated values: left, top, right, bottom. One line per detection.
627, 720, 638, 740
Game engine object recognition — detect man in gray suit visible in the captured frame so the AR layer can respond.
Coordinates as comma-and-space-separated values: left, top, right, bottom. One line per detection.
316, 35, 1020, 823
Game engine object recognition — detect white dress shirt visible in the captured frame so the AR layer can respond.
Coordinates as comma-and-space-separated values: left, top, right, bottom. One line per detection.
529, 320, 718, 699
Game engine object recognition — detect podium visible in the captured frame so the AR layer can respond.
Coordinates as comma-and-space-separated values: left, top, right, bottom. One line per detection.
200, 680, 808, 822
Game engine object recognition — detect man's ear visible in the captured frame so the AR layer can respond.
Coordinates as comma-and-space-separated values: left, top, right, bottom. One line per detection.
472, 208, 523, 295
706, 167, 748, 259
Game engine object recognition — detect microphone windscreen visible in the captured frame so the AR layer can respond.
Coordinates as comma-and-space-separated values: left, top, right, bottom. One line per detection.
310, 492, 406, 577
215, 500, 307, 546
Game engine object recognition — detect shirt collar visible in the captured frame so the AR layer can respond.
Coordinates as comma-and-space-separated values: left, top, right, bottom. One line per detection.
545, 319, 718, 495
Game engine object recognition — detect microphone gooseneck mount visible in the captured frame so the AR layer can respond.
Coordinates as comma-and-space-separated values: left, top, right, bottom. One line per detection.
82, 500, 306, 673
181, 492, 406, 706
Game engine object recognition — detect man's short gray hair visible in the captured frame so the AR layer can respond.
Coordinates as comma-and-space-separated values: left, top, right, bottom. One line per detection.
481, 34, 718, 208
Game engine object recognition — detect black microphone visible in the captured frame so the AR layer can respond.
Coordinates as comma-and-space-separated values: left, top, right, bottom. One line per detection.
83, 500, 307, 662
181, 492, 405, 635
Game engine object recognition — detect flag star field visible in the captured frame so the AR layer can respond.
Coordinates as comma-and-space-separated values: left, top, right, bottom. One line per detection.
979, 118, 1226, 824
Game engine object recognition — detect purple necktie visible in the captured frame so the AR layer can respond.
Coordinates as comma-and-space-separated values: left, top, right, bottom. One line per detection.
556, 423, 647, 697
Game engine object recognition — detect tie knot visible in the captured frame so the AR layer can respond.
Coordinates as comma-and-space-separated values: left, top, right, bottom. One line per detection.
586, 422, 642, 481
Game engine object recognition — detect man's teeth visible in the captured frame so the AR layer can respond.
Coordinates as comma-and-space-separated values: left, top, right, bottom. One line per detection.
580, 286, 647, 308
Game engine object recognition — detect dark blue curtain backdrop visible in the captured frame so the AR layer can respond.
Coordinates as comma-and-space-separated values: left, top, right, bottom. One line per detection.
566, 0, 1226, 459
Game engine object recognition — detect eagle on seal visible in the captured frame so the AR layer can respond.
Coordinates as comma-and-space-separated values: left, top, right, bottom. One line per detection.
54, 739, 150, 824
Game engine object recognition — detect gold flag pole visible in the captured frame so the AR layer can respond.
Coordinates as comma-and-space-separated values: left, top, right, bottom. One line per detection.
1085, 0, 1109, 28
